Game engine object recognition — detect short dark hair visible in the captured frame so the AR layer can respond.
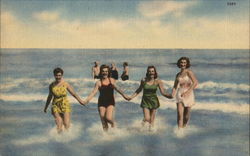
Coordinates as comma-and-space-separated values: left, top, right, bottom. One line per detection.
177, 57, 191, 68
123, 62, 128, 66
53, 67, 64, 75
146, 66, 158, 79
99, 64, 111, 78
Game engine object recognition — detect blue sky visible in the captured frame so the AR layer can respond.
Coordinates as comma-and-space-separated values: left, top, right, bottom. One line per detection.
1, 0, 249, 48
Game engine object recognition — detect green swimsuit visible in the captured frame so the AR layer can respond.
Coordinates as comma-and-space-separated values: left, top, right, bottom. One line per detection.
140, 82, 160, 109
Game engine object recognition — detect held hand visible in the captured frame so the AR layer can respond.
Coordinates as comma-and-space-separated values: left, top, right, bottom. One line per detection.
165, 93, 173, 99
126, 96, 132, 101
81, 99, 89, 106
123, 95, 130, 101
79, 100, 86, 106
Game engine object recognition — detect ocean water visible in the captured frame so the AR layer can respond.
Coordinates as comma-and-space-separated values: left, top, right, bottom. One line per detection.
0, 49, 249, 156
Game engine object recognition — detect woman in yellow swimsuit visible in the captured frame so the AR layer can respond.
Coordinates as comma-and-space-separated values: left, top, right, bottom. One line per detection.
44, 67, 85, 134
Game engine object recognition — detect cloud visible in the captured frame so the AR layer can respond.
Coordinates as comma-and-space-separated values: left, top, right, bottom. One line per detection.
1, 10, 248, 49
176, 18, 249, 48
33, 11, 60, 22
1, 12, 27, 48
138, 1, 197, 18
1, 12, 23, 31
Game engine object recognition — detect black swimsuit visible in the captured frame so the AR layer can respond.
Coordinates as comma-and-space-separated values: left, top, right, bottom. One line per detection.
94, 75, 100, 79
98, 79, 115, 107
121, 73, 129, 81
111, 70, 118, 80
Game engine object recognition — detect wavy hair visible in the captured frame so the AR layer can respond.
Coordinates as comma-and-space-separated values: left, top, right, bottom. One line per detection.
177, 57, 191, 68
99, 64, 111, 78
53, 67, 64, 75
146, 66, 158, 79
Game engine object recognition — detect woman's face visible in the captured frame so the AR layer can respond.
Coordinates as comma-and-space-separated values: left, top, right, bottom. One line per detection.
101, 68, 109, 78
148, 68, 155, 78
180, 59, 187, 69
54, 72, 63, 82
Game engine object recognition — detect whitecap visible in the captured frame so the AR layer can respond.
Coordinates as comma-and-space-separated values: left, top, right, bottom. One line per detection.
12, 122, 84, 146
86, 122, 130, 142
173, 125, 202, 138
48, 122, 83, 143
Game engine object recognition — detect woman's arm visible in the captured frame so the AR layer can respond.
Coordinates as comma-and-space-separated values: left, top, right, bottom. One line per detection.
44, 84, 53, 113
172, 74, 179, 98
130, 79, 144, 99
111, 78, 129, 100
158, 79, 173, 99
182, 70, 198, 97
188, 70, 198, 89
66, 82, 85, 105
84, 81, 100, 104
125, 66, 129, 75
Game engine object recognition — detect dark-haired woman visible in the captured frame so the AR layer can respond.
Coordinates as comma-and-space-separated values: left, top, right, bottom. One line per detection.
172, 57, 198, 129
84, 64, 129, 131
121, 62, 129, 81
129, 66, 172, 132
44, 68, 85, 134
110, 63, 119, 80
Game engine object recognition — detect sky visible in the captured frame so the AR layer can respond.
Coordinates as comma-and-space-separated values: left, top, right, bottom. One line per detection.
1, 0, 249, 49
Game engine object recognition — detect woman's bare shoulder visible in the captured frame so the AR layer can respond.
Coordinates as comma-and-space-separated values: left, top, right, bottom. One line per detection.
156, 79, 162, 83
187, 69, 194, 74
95, 80, 101, 86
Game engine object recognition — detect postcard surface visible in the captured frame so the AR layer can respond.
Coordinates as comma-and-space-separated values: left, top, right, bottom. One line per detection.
0, 0, 249, 156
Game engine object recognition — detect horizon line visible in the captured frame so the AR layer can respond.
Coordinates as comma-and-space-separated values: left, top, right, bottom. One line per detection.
1, 48, 249, 50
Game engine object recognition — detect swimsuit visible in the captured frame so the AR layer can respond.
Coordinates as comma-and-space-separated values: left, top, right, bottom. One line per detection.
176, 75, 195, 107
140, 81, 160, 109
98, 79, 115, 107
51, 82, 71, 114
111, 69, 119, 80
94, 75, 100, 79
121, 72, 129, 81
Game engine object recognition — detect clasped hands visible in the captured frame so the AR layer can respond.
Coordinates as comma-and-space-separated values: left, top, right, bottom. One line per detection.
123, 95, 133, 101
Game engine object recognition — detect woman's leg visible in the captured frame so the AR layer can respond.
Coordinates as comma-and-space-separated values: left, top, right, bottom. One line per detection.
183, 107, 191, 127
53, 112, 63, 134
63, 112, 71, 131
98, 106, 108, 131
177, 102, 184, 129
105, 105, 115, 128
149, 109, 157, 126
142, 108, 151, 124
149, 109, 157, 131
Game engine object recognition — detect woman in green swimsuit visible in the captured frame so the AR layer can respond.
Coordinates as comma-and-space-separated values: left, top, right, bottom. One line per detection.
129, 66, 172, 131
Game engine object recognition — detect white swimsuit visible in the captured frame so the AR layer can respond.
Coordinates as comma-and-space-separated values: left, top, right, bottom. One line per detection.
176, 75, 195, 107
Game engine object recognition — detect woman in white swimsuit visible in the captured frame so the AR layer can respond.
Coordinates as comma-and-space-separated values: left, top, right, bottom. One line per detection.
172, 57, 198, 129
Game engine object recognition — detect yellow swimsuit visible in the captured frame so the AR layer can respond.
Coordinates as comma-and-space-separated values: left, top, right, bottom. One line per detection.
51, 82, 71, 113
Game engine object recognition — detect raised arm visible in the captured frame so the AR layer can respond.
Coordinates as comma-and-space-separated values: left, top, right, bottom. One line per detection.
158, 79, 172, 99
66, 82, 85, 105
130, 79, 144, 100
84, 81, 100, 104
44, 84, 53, 113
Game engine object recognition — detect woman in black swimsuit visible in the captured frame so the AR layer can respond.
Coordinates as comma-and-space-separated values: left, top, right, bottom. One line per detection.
84, 64, 129, 131
121, 62, 129, 81
110, 63, 119, 80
